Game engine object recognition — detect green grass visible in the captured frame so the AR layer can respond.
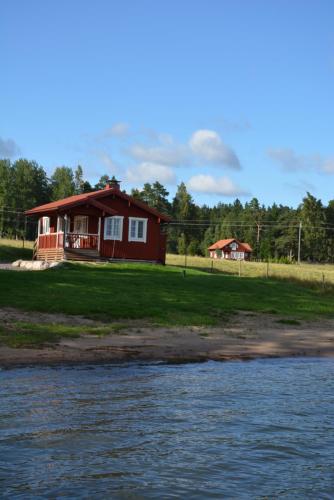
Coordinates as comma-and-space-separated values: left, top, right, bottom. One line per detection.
0, 262, 333, 327
0, 321, 126, 348
167, 254, 334, 287
0, 238, 33, 262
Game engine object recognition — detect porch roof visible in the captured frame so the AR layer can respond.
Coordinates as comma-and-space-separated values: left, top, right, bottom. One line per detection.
25, 186, 171, 222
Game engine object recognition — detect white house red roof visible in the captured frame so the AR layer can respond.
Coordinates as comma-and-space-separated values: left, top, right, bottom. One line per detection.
208, 238, 252, 252
25, 185, 171, 222
208, 239, 235, 250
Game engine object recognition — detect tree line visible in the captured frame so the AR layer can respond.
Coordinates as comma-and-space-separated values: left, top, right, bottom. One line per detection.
0, 158, 333, 262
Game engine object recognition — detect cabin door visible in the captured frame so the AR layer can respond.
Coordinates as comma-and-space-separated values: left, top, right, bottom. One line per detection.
73, 216, 88, 248
73, 216, 88, 234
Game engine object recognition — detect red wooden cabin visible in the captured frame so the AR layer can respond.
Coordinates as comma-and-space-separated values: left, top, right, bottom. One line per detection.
208, 239, 252, 261
25, 180, 170, 263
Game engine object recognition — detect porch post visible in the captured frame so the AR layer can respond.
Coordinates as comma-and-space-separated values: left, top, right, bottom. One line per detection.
64, 214, 68, 248
98, 217, 101, 252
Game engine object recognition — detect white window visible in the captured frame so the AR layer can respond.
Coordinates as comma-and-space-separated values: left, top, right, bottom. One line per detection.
128, 217, 147, 243
57, 216, 65, 233
104, 216, 124, 240
73, 215, 88, 234
230, 242, 237, 251
40, 216, 50, 234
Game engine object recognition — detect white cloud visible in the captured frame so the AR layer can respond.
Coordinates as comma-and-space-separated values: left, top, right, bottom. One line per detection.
267, 148, 313, 171
0, 137, 20, 158
187, 174, 248, 196
108, 122, 130, 137
127, 143, 188, 167
99, 152, 118, 172
268, 147, 334, 174
322, 158, 334, 173
127, 128, 241, 170
189, 130, 241, 169
126, 162, 176, 184
284, 179, 316, 193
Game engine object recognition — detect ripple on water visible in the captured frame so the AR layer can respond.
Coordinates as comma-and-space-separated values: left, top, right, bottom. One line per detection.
0, 358, 334, 498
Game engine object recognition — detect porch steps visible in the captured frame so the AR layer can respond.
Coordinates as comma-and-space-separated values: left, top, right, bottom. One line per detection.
64, 248, 105, 262
36, 248, 64, 262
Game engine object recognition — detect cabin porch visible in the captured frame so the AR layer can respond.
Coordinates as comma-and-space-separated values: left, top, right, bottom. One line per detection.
34, 213, 103, 262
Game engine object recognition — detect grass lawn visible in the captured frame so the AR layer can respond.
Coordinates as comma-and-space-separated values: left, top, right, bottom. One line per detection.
0, 238, 33, 262
0, 262, 333, 326
167, 254, 334, 286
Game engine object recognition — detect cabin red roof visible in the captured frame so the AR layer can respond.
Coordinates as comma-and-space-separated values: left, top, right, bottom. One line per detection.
208, 239, 235, 250
25, 186, 171, 222
208, 239, 252, 252
241, 243, 252, 252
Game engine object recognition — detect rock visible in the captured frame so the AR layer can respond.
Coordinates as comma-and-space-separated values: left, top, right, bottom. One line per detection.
9, 260, 63, 271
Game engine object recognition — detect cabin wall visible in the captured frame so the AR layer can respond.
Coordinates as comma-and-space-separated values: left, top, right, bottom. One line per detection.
35, 193, 168, 263
99, 196, 165, 262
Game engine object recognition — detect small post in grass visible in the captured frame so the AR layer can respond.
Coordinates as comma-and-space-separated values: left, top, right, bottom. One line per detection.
211, 260, 213, 273
322, 272, 325, 290
266, 260, 269, 279
238, 258, 241, 277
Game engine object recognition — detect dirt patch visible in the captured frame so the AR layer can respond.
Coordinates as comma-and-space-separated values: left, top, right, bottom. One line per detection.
0, 308, 334, 366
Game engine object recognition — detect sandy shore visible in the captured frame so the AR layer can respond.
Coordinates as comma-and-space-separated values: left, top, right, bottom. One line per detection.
0, 308, 334, 367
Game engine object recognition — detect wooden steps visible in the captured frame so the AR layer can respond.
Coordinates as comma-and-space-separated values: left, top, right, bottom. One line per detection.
64, 248, 104, 262
35, 248, 64, 261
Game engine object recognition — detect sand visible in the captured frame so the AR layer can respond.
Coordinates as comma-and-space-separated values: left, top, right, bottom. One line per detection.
0, 308, 334, 367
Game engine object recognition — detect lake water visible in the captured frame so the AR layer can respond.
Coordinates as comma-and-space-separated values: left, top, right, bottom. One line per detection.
1, 358, 334, 499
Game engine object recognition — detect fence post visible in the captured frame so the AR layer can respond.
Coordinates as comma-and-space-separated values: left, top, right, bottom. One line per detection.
266, 261, 269, 279
322, 272, 325, 290
239, 259, 241, 277
211, 260, 213, 273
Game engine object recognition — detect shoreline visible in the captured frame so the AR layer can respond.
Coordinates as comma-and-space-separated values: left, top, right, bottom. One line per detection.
1, 308, 334, 367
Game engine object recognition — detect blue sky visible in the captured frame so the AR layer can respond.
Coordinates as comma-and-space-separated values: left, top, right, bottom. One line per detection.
1, 0, 334, 207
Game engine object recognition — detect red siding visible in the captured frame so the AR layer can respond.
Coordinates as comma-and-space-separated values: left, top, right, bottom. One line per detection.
99, 196, 165, 262
36, 193, 167, 263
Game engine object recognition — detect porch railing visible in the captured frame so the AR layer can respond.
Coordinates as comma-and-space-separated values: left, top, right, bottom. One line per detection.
38, 232, 64, 249
65, 233, 98, 250
37, 232, 98, 250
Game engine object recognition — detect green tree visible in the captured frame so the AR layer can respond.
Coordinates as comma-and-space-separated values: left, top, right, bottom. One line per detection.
9, 159, 50, 238
325, 200, 334, 262
74, 165, 84, 194
0, 159, 13, 235
51, 166, 75, 200
94, 174, 109, 190
131, 182, 171, 214
300, 192, 326, 261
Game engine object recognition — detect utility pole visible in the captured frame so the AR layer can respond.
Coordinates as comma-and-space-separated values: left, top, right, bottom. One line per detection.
256, 223, 261, 261
298, 221, 302, 265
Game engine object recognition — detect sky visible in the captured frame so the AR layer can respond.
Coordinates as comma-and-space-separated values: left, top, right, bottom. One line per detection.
1, 0, 334, 207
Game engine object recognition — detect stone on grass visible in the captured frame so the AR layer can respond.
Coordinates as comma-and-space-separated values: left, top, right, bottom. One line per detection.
11, 260, 63, 271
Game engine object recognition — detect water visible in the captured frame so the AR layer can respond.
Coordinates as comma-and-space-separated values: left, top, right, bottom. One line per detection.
1, 358, 334, 499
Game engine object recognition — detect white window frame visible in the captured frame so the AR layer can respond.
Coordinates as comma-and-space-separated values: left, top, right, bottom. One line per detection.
57, 216, 65, 233
40, 216, 50, 235
128, 217, 148, 243
104, 216, 124, 241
